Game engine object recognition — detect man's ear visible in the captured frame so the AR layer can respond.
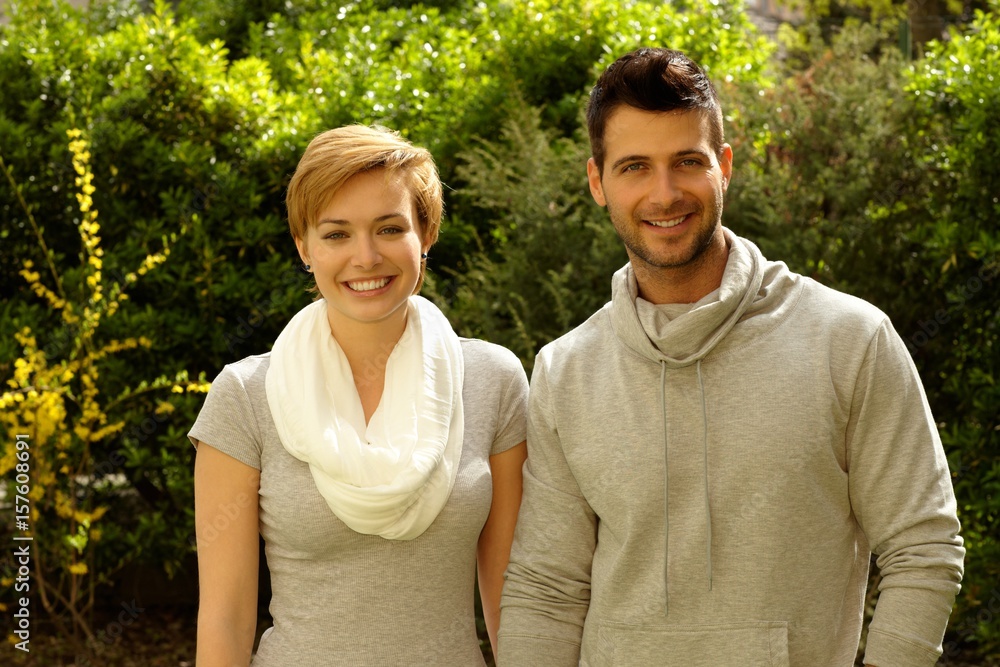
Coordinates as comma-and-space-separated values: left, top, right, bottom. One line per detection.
719, 143, 733, 193
587, 157, 607, 207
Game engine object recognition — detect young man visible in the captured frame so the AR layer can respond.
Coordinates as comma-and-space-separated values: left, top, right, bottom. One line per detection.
498, 48, 964, 667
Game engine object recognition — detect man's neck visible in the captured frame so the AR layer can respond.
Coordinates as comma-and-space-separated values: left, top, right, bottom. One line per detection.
632, 233, 730, 305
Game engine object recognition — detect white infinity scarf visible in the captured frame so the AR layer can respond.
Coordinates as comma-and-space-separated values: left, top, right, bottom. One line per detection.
264, 296, 464, 540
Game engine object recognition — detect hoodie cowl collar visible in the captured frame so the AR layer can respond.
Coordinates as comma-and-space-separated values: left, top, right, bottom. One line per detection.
610, 228, 766, 368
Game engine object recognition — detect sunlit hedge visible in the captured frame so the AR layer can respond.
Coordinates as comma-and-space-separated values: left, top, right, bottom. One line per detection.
1, 0, 996, 661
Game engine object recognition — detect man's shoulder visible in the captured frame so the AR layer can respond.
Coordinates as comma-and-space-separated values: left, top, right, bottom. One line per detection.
796, 276, 890, 330
536, 302, 615, 363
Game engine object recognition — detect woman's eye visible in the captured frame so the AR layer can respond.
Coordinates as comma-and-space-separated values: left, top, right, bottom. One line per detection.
324, 232, 346, 240
379, 226, 403, 235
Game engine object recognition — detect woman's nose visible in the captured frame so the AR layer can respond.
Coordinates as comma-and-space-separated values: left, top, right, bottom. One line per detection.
352, 236, 382, 269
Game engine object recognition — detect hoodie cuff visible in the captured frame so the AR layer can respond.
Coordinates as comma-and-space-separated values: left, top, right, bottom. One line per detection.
863, 628, 942, 667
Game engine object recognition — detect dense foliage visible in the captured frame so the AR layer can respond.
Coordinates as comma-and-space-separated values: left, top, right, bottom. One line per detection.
0, 0, 996, 661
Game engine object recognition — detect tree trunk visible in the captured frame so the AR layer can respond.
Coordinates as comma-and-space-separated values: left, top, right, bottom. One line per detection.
908, 0, 948, 55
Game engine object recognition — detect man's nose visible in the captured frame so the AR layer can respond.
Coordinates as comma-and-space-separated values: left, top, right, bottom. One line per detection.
647, 169, 682, 208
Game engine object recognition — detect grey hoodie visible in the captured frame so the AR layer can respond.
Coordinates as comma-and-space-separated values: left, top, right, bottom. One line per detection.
499, 230, 964, 667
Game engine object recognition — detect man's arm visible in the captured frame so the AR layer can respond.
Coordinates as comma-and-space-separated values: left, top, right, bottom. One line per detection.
849, 319, 965, 667
498, 354, 598, 666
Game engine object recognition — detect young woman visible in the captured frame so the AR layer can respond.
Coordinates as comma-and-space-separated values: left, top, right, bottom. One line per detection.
190, 125, 527, 666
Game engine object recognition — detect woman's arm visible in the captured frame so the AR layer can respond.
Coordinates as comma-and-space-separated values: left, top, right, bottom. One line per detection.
477, 441, 527, 663
194, 441, 261, 667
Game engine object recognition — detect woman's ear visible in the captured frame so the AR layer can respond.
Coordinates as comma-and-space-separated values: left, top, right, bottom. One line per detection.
294, 235, 310, 267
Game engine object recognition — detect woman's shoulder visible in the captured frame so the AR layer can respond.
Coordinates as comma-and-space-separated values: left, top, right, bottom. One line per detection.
210, 353, 272, 401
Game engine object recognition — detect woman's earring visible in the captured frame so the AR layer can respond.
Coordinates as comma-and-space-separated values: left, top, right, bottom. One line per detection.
303, 263, 312, 272
420, 253, 428, 260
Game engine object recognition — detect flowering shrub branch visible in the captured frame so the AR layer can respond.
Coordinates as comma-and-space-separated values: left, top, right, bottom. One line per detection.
0, 129, 208, 651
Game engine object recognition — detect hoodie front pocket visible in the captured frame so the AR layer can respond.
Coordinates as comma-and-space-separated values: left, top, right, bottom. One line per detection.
591, 621, 789, 667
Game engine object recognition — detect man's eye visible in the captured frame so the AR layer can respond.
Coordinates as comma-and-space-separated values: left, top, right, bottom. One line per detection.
623, 163, 642, 173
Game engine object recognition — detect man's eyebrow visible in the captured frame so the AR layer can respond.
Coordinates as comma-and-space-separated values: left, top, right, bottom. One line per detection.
610, 154, 649, 172
610, 149, 713, 172
317, 212, 407, 225
676, 149, 713, 160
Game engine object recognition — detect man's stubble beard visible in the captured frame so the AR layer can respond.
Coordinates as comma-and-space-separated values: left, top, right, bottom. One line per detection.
606, 200, 721, 271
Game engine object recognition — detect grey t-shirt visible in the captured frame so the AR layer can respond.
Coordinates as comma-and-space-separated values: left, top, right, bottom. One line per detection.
189, 339, 528, 666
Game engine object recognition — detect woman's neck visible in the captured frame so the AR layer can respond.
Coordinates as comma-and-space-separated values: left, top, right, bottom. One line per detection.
327, 303, 410, 422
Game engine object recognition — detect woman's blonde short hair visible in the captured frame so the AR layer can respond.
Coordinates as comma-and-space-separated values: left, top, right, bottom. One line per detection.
286, 125, 443, 292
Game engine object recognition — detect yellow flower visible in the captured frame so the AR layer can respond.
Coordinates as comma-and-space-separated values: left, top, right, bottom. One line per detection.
68, 563, 88, 575
54, 491, 74, 518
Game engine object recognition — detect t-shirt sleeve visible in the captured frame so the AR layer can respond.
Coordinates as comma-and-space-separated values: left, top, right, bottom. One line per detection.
490, 351, 529, 457
187, 363, 264, 470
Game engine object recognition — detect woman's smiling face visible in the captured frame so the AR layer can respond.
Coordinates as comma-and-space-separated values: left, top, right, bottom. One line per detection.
295, 168, 427, 333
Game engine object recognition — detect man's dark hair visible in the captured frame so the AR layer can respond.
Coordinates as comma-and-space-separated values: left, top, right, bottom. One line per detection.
586, 48, 724, 175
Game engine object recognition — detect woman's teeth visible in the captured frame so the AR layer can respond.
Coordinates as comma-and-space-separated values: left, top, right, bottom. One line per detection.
347, 277, 390, 291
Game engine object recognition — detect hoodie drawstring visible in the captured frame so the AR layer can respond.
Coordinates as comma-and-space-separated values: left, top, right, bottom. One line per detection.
697, 359, 713, 591
661, 360, 714, 616
660, 360, 669, 616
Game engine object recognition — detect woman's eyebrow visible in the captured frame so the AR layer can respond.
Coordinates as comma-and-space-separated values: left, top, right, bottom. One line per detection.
317, 212, 406, 226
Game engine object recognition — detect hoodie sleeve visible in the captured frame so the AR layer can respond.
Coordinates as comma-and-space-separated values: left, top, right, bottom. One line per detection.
848, 319, 965, 667
498, 350, 598, 666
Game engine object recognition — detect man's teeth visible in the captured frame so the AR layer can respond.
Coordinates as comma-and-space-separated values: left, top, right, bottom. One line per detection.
347, 278, 391, 291
646, 215, 686, 228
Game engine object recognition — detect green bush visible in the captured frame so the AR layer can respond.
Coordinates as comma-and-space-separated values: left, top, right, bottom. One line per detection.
2, 0, 996, 661
427, 103, 628, 368
175, 0, 772, 267
0, 1, 318, 628
906, 9, 1000, 657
